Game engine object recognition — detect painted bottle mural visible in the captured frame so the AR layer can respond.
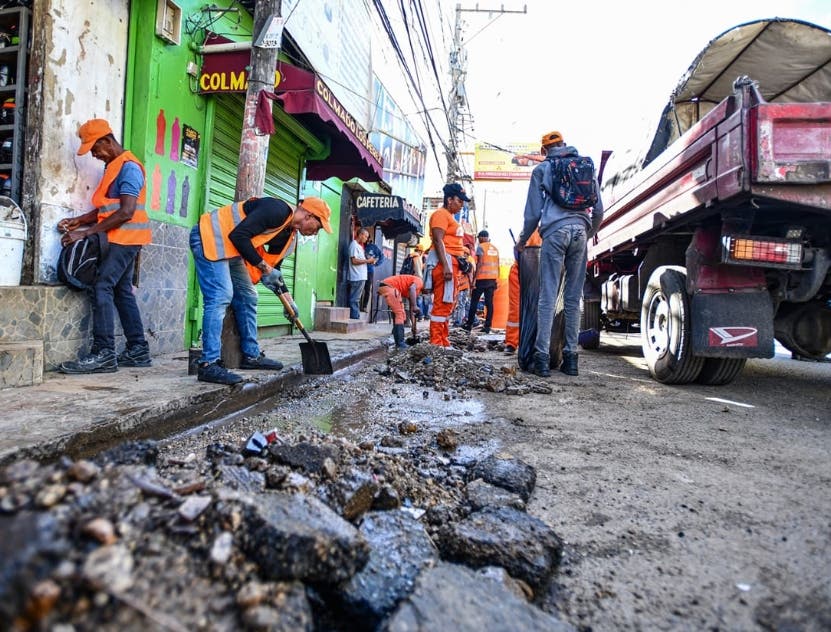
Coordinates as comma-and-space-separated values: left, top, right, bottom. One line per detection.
155, 109, 166, 155
166, 170, 177, 215
170, 117, 180, 162
150, 164, 162, 211
179, 175, 190, 218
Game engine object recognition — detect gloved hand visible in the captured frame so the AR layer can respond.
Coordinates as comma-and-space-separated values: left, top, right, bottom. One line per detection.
260, 268, 284, 292
283, 299, 299, 320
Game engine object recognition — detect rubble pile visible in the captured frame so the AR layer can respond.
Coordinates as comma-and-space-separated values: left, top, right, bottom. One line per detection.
385, 342, 552, 396
0, 430, 573, 631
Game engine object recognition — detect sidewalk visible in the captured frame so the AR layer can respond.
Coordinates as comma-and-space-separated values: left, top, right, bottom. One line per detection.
0, 323, 395, 466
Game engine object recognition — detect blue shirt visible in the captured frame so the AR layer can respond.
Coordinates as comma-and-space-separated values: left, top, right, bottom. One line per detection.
105, 161, 144, 198
365, 243, 384, 272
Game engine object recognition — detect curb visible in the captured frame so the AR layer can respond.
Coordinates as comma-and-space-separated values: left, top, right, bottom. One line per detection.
7, 340, 389, 465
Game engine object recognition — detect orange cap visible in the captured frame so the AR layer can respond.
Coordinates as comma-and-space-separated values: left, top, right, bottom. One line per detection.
77, 119, 113, 155
540, 130, 563, 147
299, 197, 333, 234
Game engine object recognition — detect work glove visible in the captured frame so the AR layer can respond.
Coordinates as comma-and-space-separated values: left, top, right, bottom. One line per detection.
283, 300, 299, 320
260, 268, 284, 293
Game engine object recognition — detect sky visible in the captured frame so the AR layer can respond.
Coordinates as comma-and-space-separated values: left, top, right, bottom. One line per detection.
428, 0, 831, 258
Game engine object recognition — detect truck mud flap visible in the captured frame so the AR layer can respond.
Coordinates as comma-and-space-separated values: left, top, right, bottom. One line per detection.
691, 292, 774, 358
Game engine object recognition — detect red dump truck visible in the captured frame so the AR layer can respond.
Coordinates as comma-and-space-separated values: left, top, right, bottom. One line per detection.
584, 18, 831, 385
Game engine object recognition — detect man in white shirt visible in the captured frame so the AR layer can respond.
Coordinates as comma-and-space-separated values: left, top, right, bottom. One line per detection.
347, 228, 375, 319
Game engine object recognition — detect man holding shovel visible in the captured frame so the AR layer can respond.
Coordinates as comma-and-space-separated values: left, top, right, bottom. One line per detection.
189, 196, 332, 385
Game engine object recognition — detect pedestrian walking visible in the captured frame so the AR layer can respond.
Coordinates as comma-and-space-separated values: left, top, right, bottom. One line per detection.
361, 235, 384, 313
58, 119, 152, 374
517, 130, 604, 376
189, 196, 332, 385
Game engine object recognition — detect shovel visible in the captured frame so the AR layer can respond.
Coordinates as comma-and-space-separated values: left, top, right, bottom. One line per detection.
274, 287, 333, 375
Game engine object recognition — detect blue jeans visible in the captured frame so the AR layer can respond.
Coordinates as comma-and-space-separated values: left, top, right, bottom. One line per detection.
92, 243, 146, 352
536, 224, 588, 356
190, 226, 260, 364
348, 280, 364, 319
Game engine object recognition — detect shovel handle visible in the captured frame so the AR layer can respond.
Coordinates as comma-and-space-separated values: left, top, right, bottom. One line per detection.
274, 290, 315, 344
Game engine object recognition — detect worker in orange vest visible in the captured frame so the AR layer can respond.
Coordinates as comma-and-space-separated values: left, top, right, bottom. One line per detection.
463, 230, 499, 334
428, 183, 469, 346
190, 196, 332, 385
504, 229, 541, 353
378, 273, 424, 348
58, 119, 152, 374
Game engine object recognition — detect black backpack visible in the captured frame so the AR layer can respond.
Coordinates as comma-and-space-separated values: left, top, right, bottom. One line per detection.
57, 232, 109, 291
400, 254, 415, 276
550, 154, 598, 210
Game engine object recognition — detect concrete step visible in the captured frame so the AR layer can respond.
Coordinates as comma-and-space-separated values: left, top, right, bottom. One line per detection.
0, 341, 44, 389
314, 305, 369, 332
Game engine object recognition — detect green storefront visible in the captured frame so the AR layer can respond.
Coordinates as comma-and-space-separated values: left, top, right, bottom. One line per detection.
124, 1, 385, 349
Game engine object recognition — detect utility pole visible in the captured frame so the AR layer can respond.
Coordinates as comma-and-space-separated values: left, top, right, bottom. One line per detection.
223, 0, 282, 368
446, 3, 526, 184
236, 0, 282, 199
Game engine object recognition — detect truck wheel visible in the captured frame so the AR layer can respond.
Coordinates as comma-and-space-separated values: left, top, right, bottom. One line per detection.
695, 358, 747, 385
641, 266, 704, 384
580, 299, 601, 349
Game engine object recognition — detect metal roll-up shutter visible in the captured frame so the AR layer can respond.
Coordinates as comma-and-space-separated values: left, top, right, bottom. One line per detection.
208, 94, 305, 329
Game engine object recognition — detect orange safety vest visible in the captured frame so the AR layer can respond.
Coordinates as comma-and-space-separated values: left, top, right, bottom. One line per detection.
198, 201, 295, 283
477, 242, 499, 280
526, 228, 542, 247
91, 150, 151, 246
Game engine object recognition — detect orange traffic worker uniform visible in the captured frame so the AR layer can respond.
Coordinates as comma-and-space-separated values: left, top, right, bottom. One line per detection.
378, 274, 424, 325
92, 150, 151, 246
429, 203, 466, 346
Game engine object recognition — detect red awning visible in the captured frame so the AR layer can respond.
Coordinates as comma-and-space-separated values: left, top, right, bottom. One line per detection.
274, 62, 383, 182
199, 44, 383, 182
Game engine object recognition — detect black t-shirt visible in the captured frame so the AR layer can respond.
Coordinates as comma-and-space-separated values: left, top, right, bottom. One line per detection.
228, 197, 294, 267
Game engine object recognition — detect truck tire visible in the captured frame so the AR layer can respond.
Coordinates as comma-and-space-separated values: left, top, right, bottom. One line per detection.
580, 299, 601, 349
641, 266, 704, 384
695, 358, 747, 385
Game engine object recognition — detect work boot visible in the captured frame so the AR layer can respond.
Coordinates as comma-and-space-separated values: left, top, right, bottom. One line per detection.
198, 360, 244, 385
60, 348, 118, 374
240, 352, 283, 371
392, 324, 408, 349
117, 343, 152, 367
504, 345, 516, 354
560, 351, 579, 376
533, 352, 551, 378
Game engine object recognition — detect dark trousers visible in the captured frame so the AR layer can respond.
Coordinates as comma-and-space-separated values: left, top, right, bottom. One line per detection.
91, 243, 146, 352
467, 279, 497, 328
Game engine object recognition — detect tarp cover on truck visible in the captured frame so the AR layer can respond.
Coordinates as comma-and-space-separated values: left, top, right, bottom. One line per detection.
604, 18, 831, 192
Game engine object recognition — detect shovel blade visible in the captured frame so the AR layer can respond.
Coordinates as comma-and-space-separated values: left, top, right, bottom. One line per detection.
300, 341, 333, 374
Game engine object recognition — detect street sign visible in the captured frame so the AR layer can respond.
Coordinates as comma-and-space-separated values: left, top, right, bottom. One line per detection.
254, 15, 284, 49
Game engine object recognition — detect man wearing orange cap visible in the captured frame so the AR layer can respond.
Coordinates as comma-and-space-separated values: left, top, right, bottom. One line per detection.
58, 119, 152, 374
517, 130, 604, 377
190, 196, 333, 385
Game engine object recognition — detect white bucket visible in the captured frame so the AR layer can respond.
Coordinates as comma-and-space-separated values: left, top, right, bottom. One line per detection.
0, 196, 26, 287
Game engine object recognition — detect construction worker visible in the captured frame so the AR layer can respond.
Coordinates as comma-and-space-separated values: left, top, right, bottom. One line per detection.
58, 119, 152, 374
189, 196, 332, 385
378, 273, 423, 349
504, 229, 541, 353
464, 230, 499, 333
428, 182, 469, 346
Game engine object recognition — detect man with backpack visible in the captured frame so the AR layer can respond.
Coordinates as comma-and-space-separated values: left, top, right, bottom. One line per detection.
57, 119, 152, 374
516, 130, 604, 377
